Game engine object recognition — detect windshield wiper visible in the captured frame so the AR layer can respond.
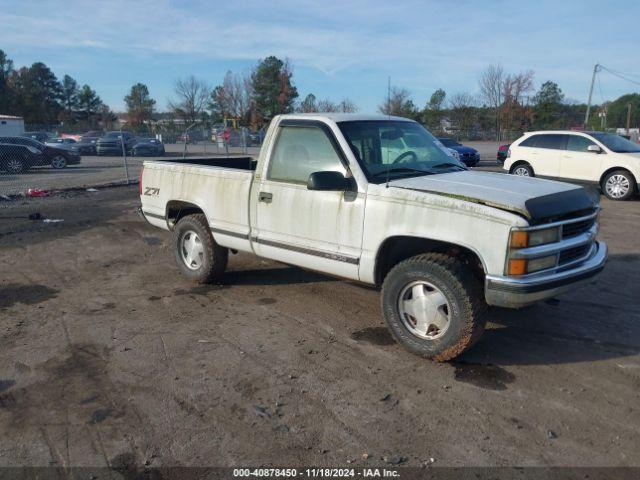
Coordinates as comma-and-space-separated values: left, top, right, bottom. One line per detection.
429, 162, 467, 171
371, 167, 431, 179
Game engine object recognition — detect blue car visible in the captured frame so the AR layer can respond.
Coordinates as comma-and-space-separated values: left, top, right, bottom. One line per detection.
437, 137, 480, 166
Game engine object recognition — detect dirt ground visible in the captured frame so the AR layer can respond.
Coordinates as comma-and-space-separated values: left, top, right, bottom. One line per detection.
0, 185, 639, 470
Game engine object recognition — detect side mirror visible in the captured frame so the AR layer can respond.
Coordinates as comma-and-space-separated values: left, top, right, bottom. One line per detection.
307, 171, 350, 191
587, 145, 602, 153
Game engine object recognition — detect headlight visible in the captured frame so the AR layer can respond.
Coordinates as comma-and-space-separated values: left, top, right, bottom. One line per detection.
509, 227, 561, 248
448, 148, 460, 159
26, 146, 42, 154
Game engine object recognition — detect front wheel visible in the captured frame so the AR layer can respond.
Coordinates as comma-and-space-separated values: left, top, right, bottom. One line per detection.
4, 157, 27, 174
602, 169, 636, 200
51, 155, 68, 169
173, 214, 228, 283
381, 253, 487, 361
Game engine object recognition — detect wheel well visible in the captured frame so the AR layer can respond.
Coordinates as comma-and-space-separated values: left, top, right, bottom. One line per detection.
374, 236, 486, 286
599, 167, 637, 189
509, 160, 531, 173
165, 201, 205, 229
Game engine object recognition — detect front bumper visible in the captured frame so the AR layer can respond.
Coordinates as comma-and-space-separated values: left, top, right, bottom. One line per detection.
485, 241, 607, 308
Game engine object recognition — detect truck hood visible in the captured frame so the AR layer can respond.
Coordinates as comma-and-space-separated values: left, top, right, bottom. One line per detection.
390, 171, 598, 224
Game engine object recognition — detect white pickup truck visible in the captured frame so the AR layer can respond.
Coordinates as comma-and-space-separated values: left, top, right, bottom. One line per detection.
139, 114, 607, 361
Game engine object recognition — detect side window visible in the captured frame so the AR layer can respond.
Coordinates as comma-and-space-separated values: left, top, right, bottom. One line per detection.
567, 135, 596, 152
519, 135, 538, 147
268, 126, 344, 184
534, 134, 567, 150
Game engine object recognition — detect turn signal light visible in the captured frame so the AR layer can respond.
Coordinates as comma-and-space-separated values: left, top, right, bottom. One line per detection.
508, 259, 527, 275
510, 231, 529, 248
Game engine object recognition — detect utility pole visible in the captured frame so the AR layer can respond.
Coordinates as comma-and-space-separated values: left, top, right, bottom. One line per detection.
584, 63, 600, 128
626, 103, 632, 135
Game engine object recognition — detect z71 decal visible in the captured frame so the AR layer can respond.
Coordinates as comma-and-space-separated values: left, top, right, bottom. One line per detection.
144, 187, 160, 196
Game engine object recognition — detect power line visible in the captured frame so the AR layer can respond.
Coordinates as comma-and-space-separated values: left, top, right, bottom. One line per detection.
599, 65, 640, 87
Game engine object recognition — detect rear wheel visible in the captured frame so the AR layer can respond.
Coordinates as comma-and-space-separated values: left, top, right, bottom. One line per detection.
173, 214, 228, 283
510, 162, 534, 177
51, 155, 67, 169
381, 253, 487, 361
602, 169, 636, 200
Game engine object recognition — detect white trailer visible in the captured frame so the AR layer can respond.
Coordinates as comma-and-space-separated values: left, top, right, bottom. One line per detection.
0, 115, 25, 136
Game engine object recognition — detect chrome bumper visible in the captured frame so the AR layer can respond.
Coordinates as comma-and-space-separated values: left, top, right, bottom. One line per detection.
485, 241, 607, 308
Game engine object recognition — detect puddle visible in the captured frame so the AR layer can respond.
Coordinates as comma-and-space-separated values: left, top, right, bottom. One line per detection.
351, 327, 395, 346
451, 361, 515, 391
0, 284, 59, 309
0, 380, 15, 393
143, 236, 161, 246
257, 297, 277, 305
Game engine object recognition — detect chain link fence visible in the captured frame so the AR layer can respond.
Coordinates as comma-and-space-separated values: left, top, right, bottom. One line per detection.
0, 122, 266, 204
1, 120, 519, 204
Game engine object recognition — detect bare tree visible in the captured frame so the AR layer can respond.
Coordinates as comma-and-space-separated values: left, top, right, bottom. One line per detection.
502, 70, 534, 134
169, 76, 211, 125
378, 87, 417, 118
478, 64, 504, 139
338, 98, 358, 113
448, 92, 477, 133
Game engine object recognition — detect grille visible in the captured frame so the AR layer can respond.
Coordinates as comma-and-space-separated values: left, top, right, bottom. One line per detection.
562, 218, 595, 239
559, 244, 590, 265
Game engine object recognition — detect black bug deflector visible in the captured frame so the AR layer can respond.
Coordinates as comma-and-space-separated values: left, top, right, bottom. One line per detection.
524, 187, 599, 225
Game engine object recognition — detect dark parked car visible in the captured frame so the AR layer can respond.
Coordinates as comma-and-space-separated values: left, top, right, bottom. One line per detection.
96, 131, 137, 155
497, 144, 510, 164
76, 130, 103, 155
437, 137, 480, 166
0, 136, 80, 169
0, 141, 42, 173
132, 138, 165, 156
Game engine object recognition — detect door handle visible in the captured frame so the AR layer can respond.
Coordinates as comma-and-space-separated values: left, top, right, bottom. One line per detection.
259, 191, 273, 203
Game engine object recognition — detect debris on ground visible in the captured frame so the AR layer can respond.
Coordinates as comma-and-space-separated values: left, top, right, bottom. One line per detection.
253, 405, 270, 418
86, 188, 99, 192
547, 429, 558, 439
26, 188, 49, 197
383, 454, 407, 465
43, 218, 64, 223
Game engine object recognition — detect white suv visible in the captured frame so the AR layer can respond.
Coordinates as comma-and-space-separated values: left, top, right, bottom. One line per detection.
504, 131, 640, 200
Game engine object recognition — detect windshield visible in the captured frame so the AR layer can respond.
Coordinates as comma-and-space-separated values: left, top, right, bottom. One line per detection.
338, 121, 464, 182
591, 133, 640, 153
437, 138, 459, 147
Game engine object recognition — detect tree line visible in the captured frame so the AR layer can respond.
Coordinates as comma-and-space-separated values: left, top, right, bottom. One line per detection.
379, 64, 640, 140
1, 48, 637, 138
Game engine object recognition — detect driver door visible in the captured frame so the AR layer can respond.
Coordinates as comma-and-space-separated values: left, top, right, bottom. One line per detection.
252, 122, 366, 280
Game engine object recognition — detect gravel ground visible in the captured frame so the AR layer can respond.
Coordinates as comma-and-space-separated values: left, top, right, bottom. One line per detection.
0, 182, 638, 471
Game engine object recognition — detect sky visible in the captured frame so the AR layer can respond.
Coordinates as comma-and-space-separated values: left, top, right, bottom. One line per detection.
1, 0, 639, 113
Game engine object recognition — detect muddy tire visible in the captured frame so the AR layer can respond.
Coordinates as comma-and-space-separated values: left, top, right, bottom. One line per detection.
173, 214, 228, 283
381, 253, 487, 361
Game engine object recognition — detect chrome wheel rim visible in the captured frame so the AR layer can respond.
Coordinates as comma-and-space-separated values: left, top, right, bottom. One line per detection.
398, 281, 451, 340
605, 174, 630, 199
513, 166, 530, 176
7, 159, 22, 172
51, 156, 67, 169
180, 230, 204, 270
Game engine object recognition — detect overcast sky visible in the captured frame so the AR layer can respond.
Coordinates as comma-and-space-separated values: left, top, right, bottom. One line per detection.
1, 0, 638, 112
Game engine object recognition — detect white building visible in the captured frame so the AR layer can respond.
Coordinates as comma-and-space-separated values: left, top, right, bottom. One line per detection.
0, 115, 25, 136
